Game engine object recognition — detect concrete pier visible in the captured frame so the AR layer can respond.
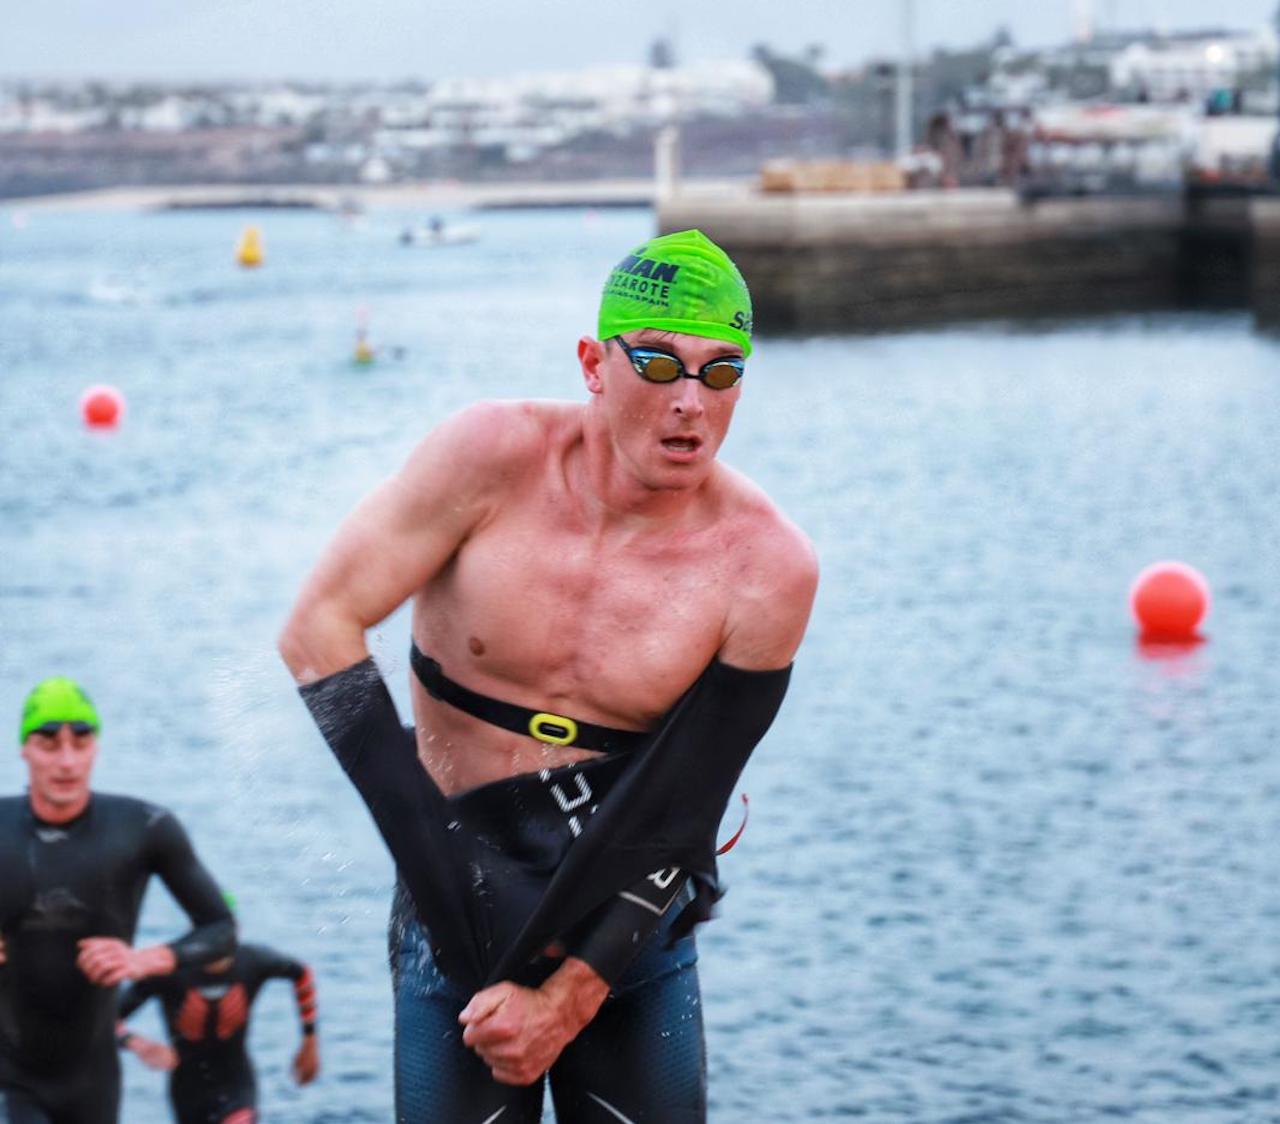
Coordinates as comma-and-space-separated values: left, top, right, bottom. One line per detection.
1251, 196, 1280, 328
657, 185, 1280, 332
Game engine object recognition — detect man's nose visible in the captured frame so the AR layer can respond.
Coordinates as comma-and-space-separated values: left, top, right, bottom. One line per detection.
671, 376, 705, 417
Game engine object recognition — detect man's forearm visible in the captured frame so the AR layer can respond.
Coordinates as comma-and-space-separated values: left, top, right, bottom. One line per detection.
563, 868, 691, 987
540, 957, 611, 1039
279, 600, 371, 684
293, 965, 318, 1034
167, 915, 236, 968
133, 943, 178, 978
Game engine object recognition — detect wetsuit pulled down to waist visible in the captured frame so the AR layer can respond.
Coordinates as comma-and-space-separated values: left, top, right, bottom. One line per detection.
426, 752, 634, 987
389, 879, 703, 1124
303, 654, 791, 992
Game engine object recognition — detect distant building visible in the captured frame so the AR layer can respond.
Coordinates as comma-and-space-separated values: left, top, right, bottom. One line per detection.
1108, 28, 1278, 103
420, 61, 773, 158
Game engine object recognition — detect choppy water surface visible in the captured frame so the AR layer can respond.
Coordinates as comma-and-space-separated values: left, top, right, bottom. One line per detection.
2, 205, 1278, 1123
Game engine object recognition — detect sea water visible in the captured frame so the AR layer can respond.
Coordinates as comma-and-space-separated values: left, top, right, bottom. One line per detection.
2, 204, 1278, 1122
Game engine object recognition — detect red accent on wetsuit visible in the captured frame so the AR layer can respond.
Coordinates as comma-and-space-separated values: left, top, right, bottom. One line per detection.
175, 991, 210, 1042
716, 793, 750, 855
216, 984, 249, 1040
221, 1109, 256, 1124
293, 967, 317, 1025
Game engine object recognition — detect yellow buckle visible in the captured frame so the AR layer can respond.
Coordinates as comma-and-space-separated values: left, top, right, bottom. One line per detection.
529, 712, 579, 746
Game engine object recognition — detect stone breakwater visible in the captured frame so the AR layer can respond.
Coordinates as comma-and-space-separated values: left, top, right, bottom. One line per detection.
658, 187, 1280, 333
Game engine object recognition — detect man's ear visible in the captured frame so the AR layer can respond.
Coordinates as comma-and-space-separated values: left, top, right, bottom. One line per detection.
579, 336, 606, 395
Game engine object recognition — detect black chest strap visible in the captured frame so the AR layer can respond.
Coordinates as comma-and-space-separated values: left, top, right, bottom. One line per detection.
409, 644, 650, 755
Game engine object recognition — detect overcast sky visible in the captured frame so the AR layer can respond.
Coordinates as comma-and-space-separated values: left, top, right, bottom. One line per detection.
2, 0, 1276, 84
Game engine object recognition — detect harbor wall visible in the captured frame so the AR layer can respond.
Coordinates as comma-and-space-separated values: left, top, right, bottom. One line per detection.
657, 188, 1280, 332
1251, 196, 1280, 328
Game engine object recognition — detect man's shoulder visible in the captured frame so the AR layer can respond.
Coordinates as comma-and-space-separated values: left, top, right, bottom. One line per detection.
446, 399, 574, 445
712, 467, 819, 667
237, 941, 275, 965
94, 793, 177, 831
0, 794, 26, 823
714, 465, 818, 582
410, 399, 578, 480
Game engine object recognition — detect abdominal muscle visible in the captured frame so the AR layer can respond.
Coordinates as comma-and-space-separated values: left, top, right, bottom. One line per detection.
408, 684, 614, 797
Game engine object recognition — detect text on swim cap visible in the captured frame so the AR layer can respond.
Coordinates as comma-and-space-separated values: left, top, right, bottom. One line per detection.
603, 256, 683, 308
614, 255, 681, 283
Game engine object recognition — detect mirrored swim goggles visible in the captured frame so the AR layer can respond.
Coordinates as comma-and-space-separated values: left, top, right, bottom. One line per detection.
613, 335, 744, 390
28, 721, 97, 738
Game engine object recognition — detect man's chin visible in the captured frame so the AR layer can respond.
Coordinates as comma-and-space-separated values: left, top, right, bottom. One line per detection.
643, 469, 703, 493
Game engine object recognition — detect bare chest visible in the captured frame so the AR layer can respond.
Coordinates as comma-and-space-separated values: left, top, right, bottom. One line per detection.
414, 502, 734, 725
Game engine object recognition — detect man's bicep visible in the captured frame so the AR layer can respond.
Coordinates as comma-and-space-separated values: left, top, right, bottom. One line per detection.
296, 474, 461, 626
148, 814, 227, 923
281, 423, 490, 678
720, 533, 819, 670
251, 944, 307, 981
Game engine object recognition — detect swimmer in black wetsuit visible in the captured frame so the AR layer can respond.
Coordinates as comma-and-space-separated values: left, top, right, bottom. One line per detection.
0, 678, 236, 1124
281, 229, 817, 1121
117, 917, 319, 1124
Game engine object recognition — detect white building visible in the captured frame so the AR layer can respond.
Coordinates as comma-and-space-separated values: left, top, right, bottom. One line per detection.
421, 60, 773, 150
1109, 28, 1278, 102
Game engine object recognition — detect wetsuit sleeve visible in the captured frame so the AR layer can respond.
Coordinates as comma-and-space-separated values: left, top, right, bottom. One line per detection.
145, 811, 236, 966
300, 658, 488, 988
250, 944, 307, 981
490, 661, 792, 986
251, 946, 318, 1033
116, 978, 157, 1020
564, 866, 690, 987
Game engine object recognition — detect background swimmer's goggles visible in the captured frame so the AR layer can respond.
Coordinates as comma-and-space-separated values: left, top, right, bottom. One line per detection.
28, 720, 97, 738
613, 336, 744, 390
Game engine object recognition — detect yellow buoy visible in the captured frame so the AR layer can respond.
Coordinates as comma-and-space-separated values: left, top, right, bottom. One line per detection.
236, 225, 263, 268
353, 330, 376, 365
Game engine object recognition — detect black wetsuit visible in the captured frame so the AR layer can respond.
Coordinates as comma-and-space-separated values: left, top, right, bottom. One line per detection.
0, 794, 234, 1124
303, 651, 791, 1121
118, 944, 313, 1124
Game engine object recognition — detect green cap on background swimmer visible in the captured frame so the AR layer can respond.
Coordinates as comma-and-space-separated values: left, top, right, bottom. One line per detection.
598, 228, 753, 357
19, 676, 100, 743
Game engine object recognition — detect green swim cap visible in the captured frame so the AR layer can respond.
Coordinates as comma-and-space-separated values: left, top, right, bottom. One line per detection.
222, 891, 238, 913
20, 677, 100, 743
598, 229, 753, 357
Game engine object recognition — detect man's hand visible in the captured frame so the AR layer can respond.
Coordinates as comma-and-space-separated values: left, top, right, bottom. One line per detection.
127, 1034, 178, 1072
459, 959, 609, 1086
292, 1035, 320, 1085
459, 983, 574, 1086
77, 939, 176, 986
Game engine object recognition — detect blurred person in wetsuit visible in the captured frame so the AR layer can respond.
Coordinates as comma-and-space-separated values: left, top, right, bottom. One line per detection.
116, 897, 319, 1124
0, 678, 235, 1124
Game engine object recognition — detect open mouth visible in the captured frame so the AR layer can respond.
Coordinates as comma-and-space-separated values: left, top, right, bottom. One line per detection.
661, 436, 701, 454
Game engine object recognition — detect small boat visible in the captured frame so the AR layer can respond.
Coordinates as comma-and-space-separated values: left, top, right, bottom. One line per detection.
398, 221, 481, 247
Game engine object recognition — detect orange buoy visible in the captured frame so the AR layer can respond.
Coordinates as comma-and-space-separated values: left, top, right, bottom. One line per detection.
1129, 561, 1209, 641
80, 384, 124, 429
